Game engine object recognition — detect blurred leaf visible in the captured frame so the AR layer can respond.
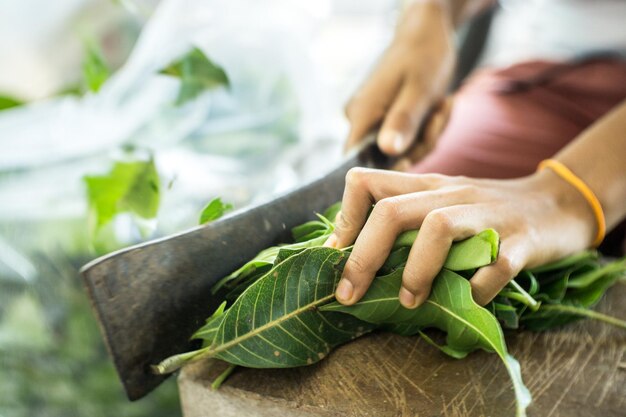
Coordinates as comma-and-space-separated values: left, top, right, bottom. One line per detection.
322, 202, 342, 222
199, 197, 233, 225
0, 94, 23, 111
84, 152, 160, 237
56, 83, 84, 97
82, 39, 111, 93
160, 46, 229, 106
493, 299, 520, 329
0, 293, 53, 351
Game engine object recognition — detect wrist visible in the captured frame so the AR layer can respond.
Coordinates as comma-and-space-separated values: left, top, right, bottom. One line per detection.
527, 168, 598, 248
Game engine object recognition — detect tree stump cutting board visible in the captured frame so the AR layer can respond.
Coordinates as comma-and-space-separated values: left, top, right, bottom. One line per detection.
178, 283, 626, 417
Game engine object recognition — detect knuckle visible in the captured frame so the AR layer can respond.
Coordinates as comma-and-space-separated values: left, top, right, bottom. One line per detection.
495, 253, 520, 277
345, 167, 370, 189
456, 184, 480, 197
334, 212, 354, 237
345, 96, 384, 120
401, 269, 422, 292
419, 173, 447, 189
424, 209, 455, 236
346, 252, 370, 275
372, 197, 403, 222
470, 282, 491, 306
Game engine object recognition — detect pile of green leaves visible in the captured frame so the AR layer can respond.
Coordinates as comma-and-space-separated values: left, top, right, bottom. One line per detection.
155, 203, 626, 417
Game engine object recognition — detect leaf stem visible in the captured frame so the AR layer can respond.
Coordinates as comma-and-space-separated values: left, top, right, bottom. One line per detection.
538, 305, 626, 329
152, 348, 207, 374
503, 280, 541, 312
211, 364, 237, 390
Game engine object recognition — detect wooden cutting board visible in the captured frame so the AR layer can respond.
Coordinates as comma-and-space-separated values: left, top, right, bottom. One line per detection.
178, 282, 626, 417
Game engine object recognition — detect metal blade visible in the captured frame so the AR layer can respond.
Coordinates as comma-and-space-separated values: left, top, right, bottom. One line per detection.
80, 141, 391, 400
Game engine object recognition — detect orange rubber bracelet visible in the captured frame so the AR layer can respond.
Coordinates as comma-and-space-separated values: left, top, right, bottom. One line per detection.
538, 159, 606, 247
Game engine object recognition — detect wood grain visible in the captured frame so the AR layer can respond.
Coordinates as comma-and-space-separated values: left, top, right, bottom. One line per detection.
179, 282, 626, 417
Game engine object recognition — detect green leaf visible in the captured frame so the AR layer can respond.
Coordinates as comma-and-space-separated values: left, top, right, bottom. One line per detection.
378, 246, 410, 275
0, 94, 23, 111
322, 268, 530, 417
191, 301, 228, 346
199, 198, 233, 224
445, 228, 499, 270
322, 202, 342, 222
528, 250, 598, 274
82, 39, 111, 93
566, 259, 626, 289
521, 259, 626, 331
211, 230, 334, 297
392, 228, 499, 271
160, 46, 229, 106
524, 304, 626, 330
493, 299, 520, 329
84, 152, 160, 235
154, 247, 374, 373
291, 220, 327, 243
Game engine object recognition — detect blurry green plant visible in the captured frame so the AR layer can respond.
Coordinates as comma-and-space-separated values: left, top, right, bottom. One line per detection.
83, 148, 161, 253
82, 39, 112, 93
199, 197, 233, 225
0, 95, 23, 111
0, 251, 181, 417
159, 46, 230, 106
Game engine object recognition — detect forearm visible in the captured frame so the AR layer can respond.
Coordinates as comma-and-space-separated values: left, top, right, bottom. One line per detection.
556, 99, 626, 230
400, 0, 495, 29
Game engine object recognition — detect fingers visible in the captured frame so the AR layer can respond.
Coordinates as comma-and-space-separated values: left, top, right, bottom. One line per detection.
421, 95, 453, 149
470, 236, 529, 305
378, 81, 430, 155
335, 188, 480, 305
400, 204, 493, 308
344, 58, 402, 151
328, 168, 446, 249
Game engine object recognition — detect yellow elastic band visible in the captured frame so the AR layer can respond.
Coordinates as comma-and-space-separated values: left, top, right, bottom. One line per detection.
538, 159, 606, 247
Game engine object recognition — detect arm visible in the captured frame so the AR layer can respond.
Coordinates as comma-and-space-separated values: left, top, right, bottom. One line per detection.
327, 99, 626, 308
345, 0, 495, 154
556, 100, 626, 231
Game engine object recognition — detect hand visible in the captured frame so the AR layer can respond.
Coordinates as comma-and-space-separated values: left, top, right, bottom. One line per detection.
391, 95, 454, 171
325, 168, 597, 307
344, 1, 456, 156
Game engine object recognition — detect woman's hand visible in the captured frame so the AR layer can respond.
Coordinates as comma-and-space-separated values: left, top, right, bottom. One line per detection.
345, 1, 456, 156
325, 168, 598, 308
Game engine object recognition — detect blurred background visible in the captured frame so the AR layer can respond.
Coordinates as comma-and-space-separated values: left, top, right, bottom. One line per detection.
0, 0, 401, 416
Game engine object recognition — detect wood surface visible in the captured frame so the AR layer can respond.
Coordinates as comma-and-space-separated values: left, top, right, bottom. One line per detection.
178, 282, 626, 417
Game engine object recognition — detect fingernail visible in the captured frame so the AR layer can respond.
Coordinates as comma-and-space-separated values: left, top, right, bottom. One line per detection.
336, 279, 354, 302
378, 130, 406, 154
324, 234, 338, 248
399, 286, 418, 309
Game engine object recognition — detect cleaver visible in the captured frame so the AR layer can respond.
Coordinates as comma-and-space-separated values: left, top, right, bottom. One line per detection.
80, 139, 392, 401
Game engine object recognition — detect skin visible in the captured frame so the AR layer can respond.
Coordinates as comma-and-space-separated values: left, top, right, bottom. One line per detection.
328, 0, 626, 308
344, 0, 494, 156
